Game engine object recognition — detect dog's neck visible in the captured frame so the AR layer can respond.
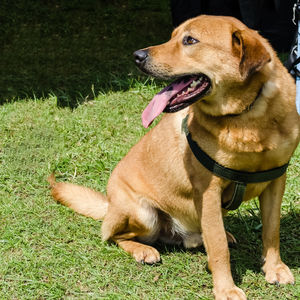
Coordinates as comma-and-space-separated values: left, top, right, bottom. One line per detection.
187, 80, 279, 153
221, 85, 263, 117
195, 70, 269, 118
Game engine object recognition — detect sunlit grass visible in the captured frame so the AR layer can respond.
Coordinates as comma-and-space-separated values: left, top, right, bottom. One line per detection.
0, 83, 299, 299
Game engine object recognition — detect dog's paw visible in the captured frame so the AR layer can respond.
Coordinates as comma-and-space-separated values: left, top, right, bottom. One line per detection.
262, 261, 294, 285
132, 245, 161, 264
214, 286, 247, 300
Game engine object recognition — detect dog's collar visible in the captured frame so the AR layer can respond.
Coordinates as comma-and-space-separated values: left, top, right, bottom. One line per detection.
181, 115, 289, 210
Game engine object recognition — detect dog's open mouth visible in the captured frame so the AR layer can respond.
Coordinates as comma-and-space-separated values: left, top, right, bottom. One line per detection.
142, 74, 211, 128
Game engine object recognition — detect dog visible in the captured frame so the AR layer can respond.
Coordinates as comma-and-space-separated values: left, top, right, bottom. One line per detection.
48, 15, 300, 300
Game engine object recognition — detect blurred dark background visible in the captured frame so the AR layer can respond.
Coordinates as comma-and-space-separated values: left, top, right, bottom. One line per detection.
171, 0, 296, 52
0, 0, 172, 105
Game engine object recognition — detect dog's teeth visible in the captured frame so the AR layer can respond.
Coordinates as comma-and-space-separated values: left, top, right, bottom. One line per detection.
190, 77, 203, 88
190, 81, 198, 87
196, 78, 203, 84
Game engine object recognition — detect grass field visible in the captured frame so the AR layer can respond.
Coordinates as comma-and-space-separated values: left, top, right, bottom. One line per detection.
0, 1, 299, 299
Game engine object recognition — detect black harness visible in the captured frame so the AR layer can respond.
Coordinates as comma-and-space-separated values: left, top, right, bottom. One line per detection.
181, 115, 289, 210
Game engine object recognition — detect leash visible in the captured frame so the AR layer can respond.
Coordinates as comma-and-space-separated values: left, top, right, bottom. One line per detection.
295, 1, 300, 114
181, 115, 289, 210
286, 1, 300, 114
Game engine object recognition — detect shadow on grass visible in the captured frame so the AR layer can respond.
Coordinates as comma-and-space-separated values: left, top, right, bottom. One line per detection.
0, 0, 172, 107
154, 211, 300, 284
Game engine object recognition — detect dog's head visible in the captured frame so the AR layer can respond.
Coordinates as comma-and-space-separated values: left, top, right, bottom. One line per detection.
134, 15, 272, 128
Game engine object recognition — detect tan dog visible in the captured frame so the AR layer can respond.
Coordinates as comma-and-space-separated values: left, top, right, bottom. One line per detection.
49, 16, 300, 300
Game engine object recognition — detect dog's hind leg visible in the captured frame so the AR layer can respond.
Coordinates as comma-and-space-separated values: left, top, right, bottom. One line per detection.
114, 239, 161, 264
101, 194, 162, 264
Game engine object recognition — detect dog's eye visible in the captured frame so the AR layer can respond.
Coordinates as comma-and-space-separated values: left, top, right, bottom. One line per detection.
183, 36, 199, 45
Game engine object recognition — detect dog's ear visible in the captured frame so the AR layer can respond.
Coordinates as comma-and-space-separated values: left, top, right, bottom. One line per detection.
232, 29, 271, 79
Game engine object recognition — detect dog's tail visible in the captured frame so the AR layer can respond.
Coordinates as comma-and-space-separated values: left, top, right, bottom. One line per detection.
47, 173, 108, 220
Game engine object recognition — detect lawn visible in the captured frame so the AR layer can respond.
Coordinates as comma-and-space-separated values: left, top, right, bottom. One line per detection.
0, 1, 299, 299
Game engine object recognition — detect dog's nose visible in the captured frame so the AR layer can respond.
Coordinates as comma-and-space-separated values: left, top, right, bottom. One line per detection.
133, 49, 149, 66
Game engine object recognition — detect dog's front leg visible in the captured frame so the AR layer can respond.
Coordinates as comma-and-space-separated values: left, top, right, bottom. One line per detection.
259, 174, 294, 285
193, 177, 246, 300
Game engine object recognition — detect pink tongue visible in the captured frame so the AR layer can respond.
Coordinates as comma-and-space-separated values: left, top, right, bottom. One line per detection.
142, 77, 196, 128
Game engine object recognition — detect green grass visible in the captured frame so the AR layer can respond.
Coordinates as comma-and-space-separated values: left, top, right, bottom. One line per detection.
0, 1, 299, 299
0, 85, 299, 300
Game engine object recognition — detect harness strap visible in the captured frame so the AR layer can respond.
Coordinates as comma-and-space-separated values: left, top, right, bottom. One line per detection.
182, 115, 289, 210
223, 182, 246, 210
